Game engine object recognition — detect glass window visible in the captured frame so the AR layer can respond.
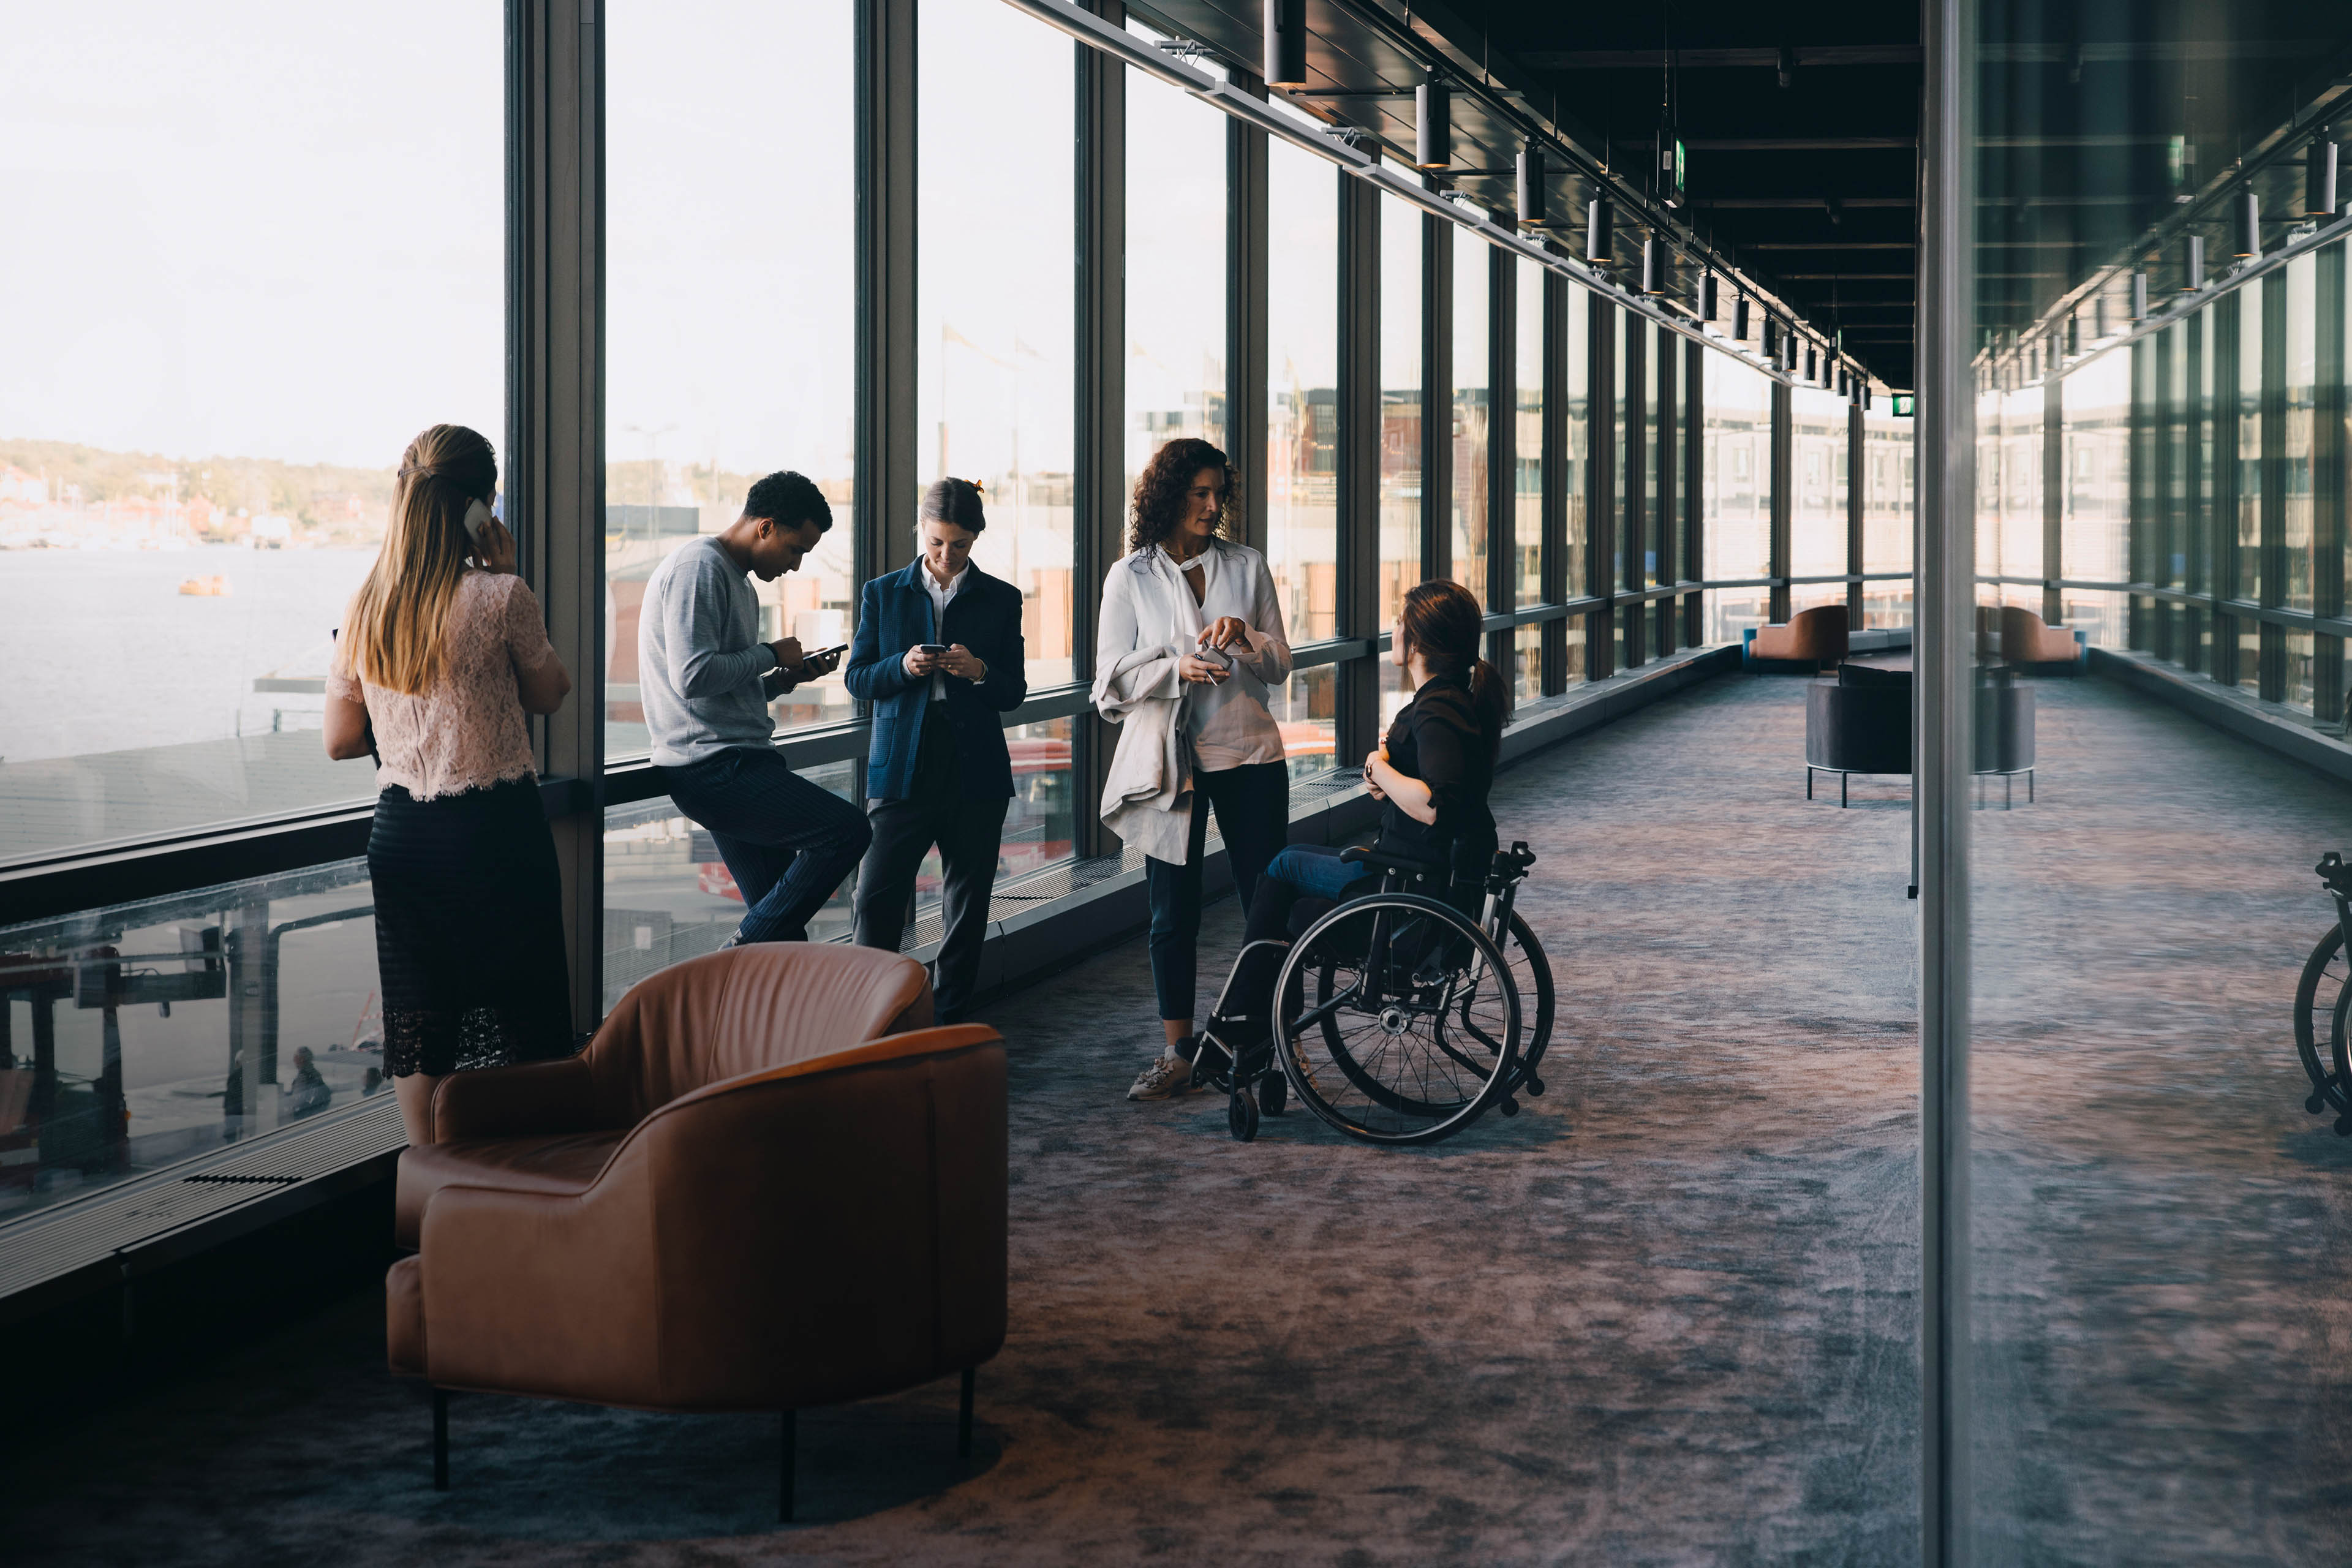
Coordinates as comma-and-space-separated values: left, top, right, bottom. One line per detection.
1703, 352, 1774, 643
2233, 285, 2263, 606
1563, 282, 1589, 600
1512, 622, 1543, 702
918, 0, 1077, 686
1451, 227, 1491, 607
2059, 350, 2131, 616
600, 766, 858, 1011
0, 5, 501, 860
2283, 254, 2315, 614
1515, 257, 1545, 608
606, 3, 857, 759
1266, 143, 1340, 645
1789, 385, 1850, 617
1612, 307, 1630, 592
1125, 69, 1226, 497
1860, 405, 1915, 628
1268, 666, 1339, 782
1, 859, 383, 1219
1379, 192, 1423, 631
1643, 325, 1663, 590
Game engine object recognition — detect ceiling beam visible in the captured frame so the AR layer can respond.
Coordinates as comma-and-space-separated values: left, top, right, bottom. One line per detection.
1522, 45, 1923, 70
1686, 136, 1915, 151
1689, 196, 1916, 208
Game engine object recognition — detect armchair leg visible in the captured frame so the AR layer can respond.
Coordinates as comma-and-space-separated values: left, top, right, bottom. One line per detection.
432, 1388, 449, 1491
780, 1409, 797, 1523
959, 1367, 976, 1460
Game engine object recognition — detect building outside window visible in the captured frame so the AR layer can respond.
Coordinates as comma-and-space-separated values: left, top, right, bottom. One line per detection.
606, 0, 857, 758
1515, 256, 1547, 698
1703, 354, 1773, 643
1452, 226, 1491, 608
1125, 65, 1227, 500
1787, 385, 1850, 617
1379, 191, 1424, 723
1264, 141, 1340, 649
917, 0, 1078, 687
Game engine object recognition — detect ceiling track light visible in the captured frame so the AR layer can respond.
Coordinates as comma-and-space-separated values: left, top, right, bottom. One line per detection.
2131, 272, 2148, 322
1514, 142, 1546, 228
1262, 0, 1308, 91
2094, 293, 2108, 339
1733, 293, 1751, 343
2309, 141, 2340, 218
1640, 233, 1663, 295
1762, 317, 1779, 363
1415, 79, 1450, 172
1699, 273, 1720, 323
1586, 195, 1613, 265
2181, 233, 2204, 292
2235, 187, 2261, 259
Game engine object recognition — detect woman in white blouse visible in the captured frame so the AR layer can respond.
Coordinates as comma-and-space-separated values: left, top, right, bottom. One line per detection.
1093, 437, 1292, 1101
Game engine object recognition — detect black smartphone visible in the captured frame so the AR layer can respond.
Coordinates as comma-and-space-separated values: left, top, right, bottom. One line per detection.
916, 643, 949, 655
804, 643, 849, 663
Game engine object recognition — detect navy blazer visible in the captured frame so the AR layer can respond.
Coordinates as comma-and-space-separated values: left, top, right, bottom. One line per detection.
844, 560, 1028, 801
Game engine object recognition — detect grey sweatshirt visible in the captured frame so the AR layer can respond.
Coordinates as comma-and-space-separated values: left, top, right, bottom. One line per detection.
638, 536, 779, 767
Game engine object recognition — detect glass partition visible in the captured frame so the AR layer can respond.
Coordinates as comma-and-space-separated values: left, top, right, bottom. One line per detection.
605, 2, 857, 758
0, 3, 501, 859
918, 0, 1077, 687
1, 860, 383, 1219
1788, 385, 1850, 616
1265, 143, 1340, 646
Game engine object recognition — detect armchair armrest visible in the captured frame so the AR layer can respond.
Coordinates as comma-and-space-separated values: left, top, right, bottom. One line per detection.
429, 1055, 603, 1142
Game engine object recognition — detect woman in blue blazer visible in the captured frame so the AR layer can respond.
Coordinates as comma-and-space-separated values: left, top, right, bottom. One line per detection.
845, 478, 1027, 1022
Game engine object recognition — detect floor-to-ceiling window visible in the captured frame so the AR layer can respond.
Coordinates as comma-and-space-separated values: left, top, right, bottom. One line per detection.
1860, 404, 1915, 627
1514, 255, 1546, 698
1452, 227, 1491, 608
918, 0, 1077, 688
1703, 355, 1774, 642
1265, 141, 1341, 777
1788, 385, 1850, 617
1561, 279, 1590, 681
2057, 350, 2129, 648
1379, 190, 1423, 722
0, 0, 502, 1209
1125, 64, 1227, 497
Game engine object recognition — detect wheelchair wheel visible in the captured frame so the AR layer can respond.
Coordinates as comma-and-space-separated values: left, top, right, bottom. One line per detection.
1494, 911, 1555, 1095
2293, 925, 2349, 1114
1228, 1086, 1259, 1142
1259, 1069, 1287, 1118
1273, 892, 1520, 1145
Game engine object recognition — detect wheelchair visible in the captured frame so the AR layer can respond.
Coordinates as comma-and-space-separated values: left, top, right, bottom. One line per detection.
1192, 840, 1554, 1146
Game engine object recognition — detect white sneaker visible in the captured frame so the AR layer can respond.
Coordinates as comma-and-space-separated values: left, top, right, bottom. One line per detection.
1126, 1046, 1202, 1101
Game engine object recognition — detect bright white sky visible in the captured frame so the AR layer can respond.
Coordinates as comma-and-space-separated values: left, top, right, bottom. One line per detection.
0, 2, 503, 471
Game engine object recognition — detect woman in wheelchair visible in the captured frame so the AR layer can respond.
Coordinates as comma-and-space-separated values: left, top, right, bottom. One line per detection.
1198, 578, 1510, 1069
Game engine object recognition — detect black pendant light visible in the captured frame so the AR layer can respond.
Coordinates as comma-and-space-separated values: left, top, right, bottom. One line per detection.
2309, 141, 2340, 218
1699, 272, 1719, 322
2131, 271, 2148, 322
1804, 345, 1817, 382
1586, 195, 1613, 265
1733, 293, 1750, 343
2094, 293, 2108, 339
1762, 316, 1778, 364
1515, 142, 1547, 227
2235, 187, 2261, 258
1640, 233, 1662, 295
1262, 0, 1307, 91
2181, 233, 2204, 292
1415, 80, 1450, 172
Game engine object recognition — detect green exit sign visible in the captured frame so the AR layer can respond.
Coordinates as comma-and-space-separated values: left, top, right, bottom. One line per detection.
1673, 139, 1686, 196
1891, 393, 1917, 418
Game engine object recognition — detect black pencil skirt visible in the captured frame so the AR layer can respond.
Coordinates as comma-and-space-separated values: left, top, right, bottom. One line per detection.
369, 777, 575, 1078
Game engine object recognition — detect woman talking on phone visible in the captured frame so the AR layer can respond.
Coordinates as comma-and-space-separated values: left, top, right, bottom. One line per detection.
324, 423, 575, 1145
1093, 437, 1292, 1102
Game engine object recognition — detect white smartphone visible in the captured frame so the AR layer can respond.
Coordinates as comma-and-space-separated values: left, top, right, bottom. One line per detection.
462, 498, 495, 546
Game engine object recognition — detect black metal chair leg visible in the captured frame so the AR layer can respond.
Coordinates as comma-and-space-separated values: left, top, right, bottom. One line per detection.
959, 1367, 976, 1459
1841, 771, 1849, 808
780, 1409, 797, 1523
432, 1388, 449, 1491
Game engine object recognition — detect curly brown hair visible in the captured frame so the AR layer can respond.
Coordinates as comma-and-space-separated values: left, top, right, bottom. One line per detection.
1128, 437, 1240, 555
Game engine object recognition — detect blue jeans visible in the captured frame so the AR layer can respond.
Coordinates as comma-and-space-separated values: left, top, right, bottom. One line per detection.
661, 747, 873, 944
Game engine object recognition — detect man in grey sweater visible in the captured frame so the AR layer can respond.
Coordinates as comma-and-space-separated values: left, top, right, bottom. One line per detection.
641, 470, 870, 944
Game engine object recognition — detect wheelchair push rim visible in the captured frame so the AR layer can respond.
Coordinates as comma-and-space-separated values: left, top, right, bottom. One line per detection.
1272, 891, 1522, 1146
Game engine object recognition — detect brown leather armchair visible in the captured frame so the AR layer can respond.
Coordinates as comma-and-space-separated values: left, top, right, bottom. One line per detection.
1997, 605, 2085, 669
1745, 604, 1850, 671
386, 943, 1006, 1520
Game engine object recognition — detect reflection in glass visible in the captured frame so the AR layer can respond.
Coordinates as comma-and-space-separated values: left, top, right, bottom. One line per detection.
918, 0, 1077, 686
1379, 192, 1424, 628
600, 767, 858, 1012
1268, 666, 1339, 782
0, 4, 499, 858
1513, 622, 1542, 703
605, 2, 857, 758
1266, 143, 1340, 646
1, 860, 383, 1220
1126, 70, 1226, 496
1452, 227, 1491, 606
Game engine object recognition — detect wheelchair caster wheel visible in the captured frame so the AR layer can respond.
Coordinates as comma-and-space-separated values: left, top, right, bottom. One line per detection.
1228, 1088, 1259, 1143
2310, 1092, 2329, 1115
1498, 1096, 1519, 1117
2337, 1113, 2352, 1138
1259, 1071, 1286, 1118
1523, 1076, 1545, 1097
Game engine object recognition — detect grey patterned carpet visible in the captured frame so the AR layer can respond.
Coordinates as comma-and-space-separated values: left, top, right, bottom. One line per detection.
7, 671, 2348, 1566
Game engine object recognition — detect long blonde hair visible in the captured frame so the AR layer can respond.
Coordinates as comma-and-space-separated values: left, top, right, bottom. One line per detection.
343, 424, 498, 695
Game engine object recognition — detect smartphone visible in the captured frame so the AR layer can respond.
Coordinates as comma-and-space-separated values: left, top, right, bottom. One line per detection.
916, 643, 949, 655
805, 643, 850, 663
461, 497, 494, 546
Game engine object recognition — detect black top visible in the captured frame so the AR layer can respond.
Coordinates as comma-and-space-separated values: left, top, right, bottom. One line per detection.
1376, 674, 1499, 879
